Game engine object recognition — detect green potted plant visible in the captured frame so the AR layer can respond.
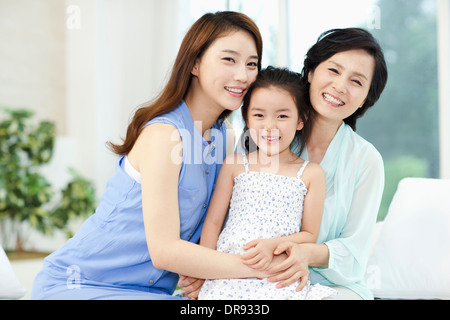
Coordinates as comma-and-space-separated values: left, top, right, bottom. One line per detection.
0, 107, 96, 253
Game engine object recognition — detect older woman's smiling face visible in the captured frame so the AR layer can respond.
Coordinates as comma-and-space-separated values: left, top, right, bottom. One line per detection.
308, 49, 375, 125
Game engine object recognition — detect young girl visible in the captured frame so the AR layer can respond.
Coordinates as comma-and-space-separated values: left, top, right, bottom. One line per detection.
32, 11, 267, 300
197, 67, 336, 300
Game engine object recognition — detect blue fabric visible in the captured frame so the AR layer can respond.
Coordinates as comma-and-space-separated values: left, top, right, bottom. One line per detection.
31, 101, 227, 300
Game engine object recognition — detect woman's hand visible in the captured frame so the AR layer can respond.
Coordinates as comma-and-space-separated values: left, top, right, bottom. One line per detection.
178, 275, 205, 300
265, 241, 310, 291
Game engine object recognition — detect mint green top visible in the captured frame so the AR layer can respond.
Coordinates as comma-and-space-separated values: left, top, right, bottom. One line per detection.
301, 123, 384, 300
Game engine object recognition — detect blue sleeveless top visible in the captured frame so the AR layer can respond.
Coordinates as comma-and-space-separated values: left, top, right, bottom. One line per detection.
32, 101, 227, 299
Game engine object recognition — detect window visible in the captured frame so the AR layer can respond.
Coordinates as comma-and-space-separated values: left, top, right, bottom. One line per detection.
289, 0, 440, 220
292, 0, 440, 220
185, 0, 281, 139
186, 0, 279, 68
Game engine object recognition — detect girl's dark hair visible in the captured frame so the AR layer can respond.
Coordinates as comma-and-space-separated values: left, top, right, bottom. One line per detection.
108, 11, 263, 155
241, 66, 310, 155
301, 28, 388, 130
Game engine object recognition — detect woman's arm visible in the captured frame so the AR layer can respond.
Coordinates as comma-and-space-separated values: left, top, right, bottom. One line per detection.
299, 162, 326, 242
178, 157, 235, 300
134, 124, 261, 280
313, 149, 384, 284
200, 155, 235, 249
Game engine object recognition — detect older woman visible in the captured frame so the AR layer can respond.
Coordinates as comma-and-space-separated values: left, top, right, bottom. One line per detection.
266, 28, 388, 300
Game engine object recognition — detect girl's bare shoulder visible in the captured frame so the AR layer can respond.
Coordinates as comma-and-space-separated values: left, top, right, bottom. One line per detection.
302, 160, 325, 183
222, 153, 247, 179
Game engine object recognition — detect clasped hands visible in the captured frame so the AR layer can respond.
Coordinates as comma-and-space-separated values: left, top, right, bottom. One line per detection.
179, 240, 309, 300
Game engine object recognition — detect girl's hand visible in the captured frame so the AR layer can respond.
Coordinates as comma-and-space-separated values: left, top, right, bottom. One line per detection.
178, 275, 205, 300
242, 238, 277, 270
265, 241, 310, 291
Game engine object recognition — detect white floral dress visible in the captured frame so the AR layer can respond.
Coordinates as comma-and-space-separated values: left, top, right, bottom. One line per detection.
198, 154, 336, 300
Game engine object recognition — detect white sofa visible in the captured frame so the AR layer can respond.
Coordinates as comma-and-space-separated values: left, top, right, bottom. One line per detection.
2, 178, 449, 300
0, 246, 28, 299
366, 178, 450, 299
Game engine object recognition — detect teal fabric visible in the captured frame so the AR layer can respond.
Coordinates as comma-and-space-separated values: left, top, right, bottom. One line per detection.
302, 123, 384, 300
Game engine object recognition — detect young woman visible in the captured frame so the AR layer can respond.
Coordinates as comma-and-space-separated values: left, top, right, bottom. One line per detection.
31, 11, 266, 300
265, 28, 388, 300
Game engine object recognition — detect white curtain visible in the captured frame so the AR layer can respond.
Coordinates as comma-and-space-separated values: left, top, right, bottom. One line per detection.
438, 0, 450, 178
65, 0, 187, 195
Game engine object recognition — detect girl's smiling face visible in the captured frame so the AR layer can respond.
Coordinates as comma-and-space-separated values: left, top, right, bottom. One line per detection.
308, 49, 375, 125
246, 86, 303, 157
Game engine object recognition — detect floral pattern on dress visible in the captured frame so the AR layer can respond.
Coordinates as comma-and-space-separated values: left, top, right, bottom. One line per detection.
198, 155, 337, 300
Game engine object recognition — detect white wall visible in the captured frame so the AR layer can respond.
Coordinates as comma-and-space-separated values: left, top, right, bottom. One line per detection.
0, 0, 66, 132
1, 0, 190, 251
66, 0, 188, 197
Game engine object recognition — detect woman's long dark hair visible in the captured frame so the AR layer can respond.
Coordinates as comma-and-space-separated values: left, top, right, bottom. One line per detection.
108, 11, 263, 155
240, 66, 310, 156
301, 28, 388, 130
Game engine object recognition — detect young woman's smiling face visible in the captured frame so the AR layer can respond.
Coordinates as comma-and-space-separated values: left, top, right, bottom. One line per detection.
246, 86, 303, 158
191, 30, 259, 113
308, 49, 375, 125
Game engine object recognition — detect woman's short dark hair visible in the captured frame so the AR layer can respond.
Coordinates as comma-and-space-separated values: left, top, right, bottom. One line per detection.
301, 28, 388, 130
